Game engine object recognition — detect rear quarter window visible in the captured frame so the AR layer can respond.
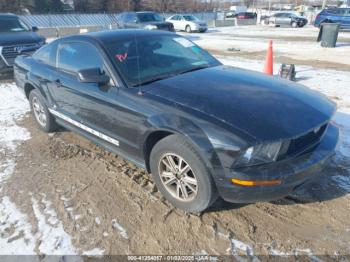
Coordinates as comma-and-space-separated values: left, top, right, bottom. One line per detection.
57, 42, 104, 73
33, 42, 57, 67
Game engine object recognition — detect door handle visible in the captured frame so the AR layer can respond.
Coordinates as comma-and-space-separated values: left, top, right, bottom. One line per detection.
55, 79, 62, 88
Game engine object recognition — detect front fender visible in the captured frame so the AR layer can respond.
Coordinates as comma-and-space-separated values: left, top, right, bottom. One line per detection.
142, 113, 227, 184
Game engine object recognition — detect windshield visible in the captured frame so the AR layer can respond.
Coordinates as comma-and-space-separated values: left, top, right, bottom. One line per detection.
183, 15, 198, 21
137, 13, 164, 22
0, 17, 30, 33
106, 35, 220, 87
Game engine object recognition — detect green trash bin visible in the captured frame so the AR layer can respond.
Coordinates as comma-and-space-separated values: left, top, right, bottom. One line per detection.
317, 23, 340, 48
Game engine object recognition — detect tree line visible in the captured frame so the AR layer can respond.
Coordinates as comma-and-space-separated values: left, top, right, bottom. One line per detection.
0, 0, 217, 14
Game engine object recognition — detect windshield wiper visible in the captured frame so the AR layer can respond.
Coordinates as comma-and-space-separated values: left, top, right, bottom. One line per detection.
132, 65, 210, 87
132, 75, 170, 87
177, 65, 210, 75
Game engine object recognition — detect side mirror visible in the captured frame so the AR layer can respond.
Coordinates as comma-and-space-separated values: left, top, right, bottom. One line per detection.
32, 26, 39, 32
77, 68, 110, 85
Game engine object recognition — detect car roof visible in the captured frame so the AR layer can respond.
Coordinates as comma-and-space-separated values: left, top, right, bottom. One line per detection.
136, 11, 158, 14
0, 13, 17, 18
58, 29, 174, 45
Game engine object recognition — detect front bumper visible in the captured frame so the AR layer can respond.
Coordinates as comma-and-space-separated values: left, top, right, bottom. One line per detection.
216, 124, 339, 203
193, 26, 208, 32
0, 55, 12, 75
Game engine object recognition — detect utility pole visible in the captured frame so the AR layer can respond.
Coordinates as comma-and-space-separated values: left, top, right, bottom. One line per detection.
322, 0, 327, 9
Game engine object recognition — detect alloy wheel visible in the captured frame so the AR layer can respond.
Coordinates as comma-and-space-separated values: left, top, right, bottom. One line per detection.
32, 96, 47, 127
158, 153, 198, 201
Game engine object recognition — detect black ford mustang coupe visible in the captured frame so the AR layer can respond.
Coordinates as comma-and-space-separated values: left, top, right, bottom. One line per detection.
14, 30, 339, 212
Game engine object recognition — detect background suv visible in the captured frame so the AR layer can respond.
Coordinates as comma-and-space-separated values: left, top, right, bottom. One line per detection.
269, 12, 308, 28
0, 13, 45, 76
118, 11, 174, 31
314, 8, 350, 30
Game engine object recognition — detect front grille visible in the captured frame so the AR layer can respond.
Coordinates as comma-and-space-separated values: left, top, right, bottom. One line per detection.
1, 43, 39, 66
280, 123, 328, 159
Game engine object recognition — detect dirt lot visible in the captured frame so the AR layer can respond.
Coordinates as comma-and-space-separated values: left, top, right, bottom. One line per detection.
0, 26, 350, 258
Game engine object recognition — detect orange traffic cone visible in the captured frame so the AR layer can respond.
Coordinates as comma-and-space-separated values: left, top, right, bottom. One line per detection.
264, 40, 273, 75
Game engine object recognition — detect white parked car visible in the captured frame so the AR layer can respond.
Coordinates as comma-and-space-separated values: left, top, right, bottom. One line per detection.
166, 14, 208, 33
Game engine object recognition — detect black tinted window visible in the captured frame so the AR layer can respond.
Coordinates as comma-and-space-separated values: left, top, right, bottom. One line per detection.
0, 17, 29, 33
137, 13, 163, 22
124, 13, 136, 23
57, 42, 103, 73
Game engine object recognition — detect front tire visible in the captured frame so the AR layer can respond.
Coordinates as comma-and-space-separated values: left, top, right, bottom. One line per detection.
185, 25, 192, 33
29, 89, 58, 133
150, 134, 218, 213
291, 21, 298, 28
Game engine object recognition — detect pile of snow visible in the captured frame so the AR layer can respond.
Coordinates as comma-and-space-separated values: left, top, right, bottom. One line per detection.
0, 83, 30, 182
0, 83, 103, 256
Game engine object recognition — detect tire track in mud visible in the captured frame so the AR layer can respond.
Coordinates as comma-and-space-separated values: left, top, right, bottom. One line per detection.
44, 130, 350, 257
3, 113, 349, 257
46, 133, 257, 255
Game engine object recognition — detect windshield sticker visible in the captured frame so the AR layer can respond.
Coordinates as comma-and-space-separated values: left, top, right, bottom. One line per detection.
116, 53, 128, 62
191, 46, 201, 53
174, 38, 195, 48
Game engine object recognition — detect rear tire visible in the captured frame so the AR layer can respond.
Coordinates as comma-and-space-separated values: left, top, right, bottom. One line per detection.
186, 25, 192, 33
150, 134, 218, 213
29, 89, 58, 133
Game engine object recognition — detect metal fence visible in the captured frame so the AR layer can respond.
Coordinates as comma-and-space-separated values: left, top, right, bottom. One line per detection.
20, 13, 120, 28
19, 13, 217, 28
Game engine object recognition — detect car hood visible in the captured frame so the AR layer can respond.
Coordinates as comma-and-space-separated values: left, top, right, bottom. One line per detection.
0, 31, 45, 46
143, 65, 336, 142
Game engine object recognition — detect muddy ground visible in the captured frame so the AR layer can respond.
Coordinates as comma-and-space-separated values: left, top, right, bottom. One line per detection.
0, 104, 348, 257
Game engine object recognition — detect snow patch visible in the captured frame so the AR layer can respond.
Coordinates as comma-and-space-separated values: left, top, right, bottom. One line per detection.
112, 219, 128, 239
95, 217, 101, 225
31, 196, 76, 255
0, 196, 36, 255
82, 248, 104, 256
0, 83, 30, 182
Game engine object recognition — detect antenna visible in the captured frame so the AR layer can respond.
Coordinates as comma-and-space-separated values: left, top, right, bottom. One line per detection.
133, 34, 144, 96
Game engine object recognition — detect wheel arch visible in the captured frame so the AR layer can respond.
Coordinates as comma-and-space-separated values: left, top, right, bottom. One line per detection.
24, 72, 48, 101
24, 82, 36, 99
141, 114, 223, 180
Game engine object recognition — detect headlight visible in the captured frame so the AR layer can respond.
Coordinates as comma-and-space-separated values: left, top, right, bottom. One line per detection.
144, 25, 157, 30
235, 141, 282, 167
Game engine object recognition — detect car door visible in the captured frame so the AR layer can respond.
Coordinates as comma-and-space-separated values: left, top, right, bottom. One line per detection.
341, 9, 350, 29
50, 41, 136, 151
280, 13, 291, 25
274, 13, 283, 25
170, 15, 180, 31
331, 9, 343, 24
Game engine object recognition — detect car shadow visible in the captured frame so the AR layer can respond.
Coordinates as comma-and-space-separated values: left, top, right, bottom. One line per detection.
206, 111, 350, 212
295, 76, 312, 82
336, 42, 350, 48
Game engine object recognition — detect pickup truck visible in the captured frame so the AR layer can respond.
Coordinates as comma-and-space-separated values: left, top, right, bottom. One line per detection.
0, 13, 45, 76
